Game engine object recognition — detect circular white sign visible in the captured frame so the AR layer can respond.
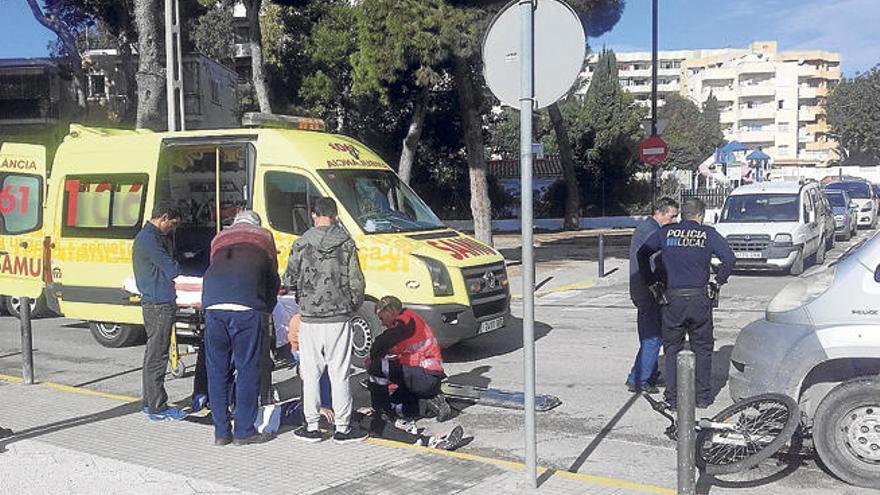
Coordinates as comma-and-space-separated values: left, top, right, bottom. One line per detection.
482, 0, 586, 110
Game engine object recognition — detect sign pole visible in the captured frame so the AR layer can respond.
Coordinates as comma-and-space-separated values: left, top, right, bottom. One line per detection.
519, 0, 537, 487
650, 0, 659, 209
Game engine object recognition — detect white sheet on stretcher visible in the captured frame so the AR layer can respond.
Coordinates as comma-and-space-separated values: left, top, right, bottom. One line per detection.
123, 275, 203, 308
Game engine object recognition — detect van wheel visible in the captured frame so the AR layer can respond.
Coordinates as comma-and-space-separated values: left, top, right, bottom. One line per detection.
349, 301, 383, 369
6, 295, 48, 319
89, 322, 146, 348
789, 248, 804, 275
813, 377, 880, 489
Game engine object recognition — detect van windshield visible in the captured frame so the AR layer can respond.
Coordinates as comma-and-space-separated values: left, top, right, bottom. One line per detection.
720, 193, 799, 223
826, 181, 871, 199
318, 169, 445, 233
826, 193, 847, 207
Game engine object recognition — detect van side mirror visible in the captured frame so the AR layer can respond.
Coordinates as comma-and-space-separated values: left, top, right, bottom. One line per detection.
875, 264, 880, 283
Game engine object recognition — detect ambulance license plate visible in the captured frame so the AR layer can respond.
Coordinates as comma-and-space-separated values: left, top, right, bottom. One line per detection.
479, 316, 504, 334
735, 251, 763, 259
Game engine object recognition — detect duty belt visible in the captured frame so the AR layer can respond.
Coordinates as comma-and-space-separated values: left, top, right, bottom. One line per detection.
666, 287, 707, 298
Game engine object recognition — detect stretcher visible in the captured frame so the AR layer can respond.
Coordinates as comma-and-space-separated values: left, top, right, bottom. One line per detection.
440, 382, 562, 412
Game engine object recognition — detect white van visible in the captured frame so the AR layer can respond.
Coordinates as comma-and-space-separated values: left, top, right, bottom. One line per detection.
729, 234, 880, 488
715, 181, 834, 275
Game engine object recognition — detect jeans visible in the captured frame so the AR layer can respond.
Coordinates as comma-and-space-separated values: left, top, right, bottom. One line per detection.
626, 299, 662, 386
205, 310, 264, 440
142, 303, 176, 413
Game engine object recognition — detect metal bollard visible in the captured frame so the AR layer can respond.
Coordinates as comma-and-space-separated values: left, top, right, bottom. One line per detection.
598, 233, 605, 278
20, 296, 34, 385
677, 351, 696, 495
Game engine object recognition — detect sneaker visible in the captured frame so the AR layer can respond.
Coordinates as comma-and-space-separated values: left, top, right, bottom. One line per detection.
148, 407, 187, 421
425, 395, 453, 422
214, 435, 232, 447
393, 417, 419, 435
429, 425, 464, 450
626, 382, 639, 393
293, 427, 323, 443
333, 428, 368, 444
649, 375, 666, 388
233, 432, 275, 446
640, 383, 660, 395
191, 394, 208, 414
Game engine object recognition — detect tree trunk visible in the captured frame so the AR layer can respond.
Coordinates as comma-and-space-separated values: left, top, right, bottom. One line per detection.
117, 33, 138, 124
398, 89, 428, 185
451, 55, 493, 246
244, 0, 272, 113
134, 0, 165, 130
548, 102, 581, 230
25, 0, 86, 115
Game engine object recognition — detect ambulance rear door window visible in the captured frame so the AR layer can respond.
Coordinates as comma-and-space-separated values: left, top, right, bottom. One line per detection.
0, 173, 42, 234
61, 174, 148, 239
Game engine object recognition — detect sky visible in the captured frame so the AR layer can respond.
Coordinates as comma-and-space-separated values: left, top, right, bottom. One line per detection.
591, 0, 880, 77
1, 0, 878, 76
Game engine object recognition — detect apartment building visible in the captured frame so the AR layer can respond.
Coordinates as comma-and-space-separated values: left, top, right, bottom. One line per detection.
580, 41, 841, 167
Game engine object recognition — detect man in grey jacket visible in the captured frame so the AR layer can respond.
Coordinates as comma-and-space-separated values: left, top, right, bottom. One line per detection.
626, 197, 679, 394
284, 197, 366, 443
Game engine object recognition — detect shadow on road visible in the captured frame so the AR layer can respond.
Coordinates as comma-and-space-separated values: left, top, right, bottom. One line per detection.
0, 401, 141, 454
536, 392, 642, 488
442, 317, 553, 363
499, 233, 632, 265
73, 367, 143, 388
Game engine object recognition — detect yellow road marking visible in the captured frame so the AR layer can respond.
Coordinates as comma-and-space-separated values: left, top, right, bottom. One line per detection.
0, 373, 673, 494
511, 280, 595, 300
367, 438, 674, 494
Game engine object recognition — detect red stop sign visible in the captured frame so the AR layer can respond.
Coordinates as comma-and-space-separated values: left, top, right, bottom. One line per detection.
639, 135, 668, 166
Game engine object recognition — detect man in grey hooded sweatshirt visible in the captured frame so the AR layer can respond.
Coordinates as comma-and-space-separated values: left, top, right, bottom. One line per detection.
284, 197, 367, 443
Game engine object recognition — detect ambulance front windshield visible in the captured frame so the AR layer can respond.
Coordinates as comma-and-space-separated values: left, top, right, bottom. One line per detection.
319, 169, 445, 234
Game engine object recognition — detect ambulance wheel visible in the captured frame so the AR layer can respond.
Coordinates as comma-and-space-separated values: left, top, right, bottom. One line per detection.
89, 322, 146, 348
349, 301, 382, 369
6, 295, 47, 319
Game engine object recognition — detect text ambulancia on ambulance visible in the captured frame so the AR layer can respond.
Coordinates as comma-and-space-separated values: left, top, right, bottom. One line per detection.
0, 114, 510, 354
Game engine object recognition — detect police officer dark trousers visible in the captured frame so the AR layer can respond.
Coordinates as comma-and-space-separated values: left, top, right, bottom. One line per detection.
637, 197, 735, 408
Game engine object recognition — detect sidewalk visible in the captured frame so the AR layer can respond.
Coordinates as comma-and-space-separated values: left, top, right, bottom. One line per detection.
0, 376, 672, 495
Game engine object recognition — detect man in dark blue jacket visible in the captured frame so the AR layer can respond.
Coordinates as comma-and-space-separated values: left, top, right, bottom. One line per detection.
133, 203, 185, 421
202, 210, 280, 446
627, 197, 679, 394
637, 197, 735, 408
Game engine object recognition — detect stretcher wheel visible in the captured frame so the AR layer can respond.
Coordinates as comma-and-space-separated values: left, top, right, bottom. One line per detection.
170, 360, 187, 379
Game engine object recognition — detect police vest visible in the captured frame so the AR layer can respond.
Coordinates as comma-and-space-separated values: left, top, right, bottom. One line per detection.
388, 309, 444, 373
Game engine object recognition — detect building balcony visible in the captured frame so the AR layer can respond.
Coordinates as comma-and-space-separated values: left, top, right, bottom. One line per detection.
739, 61, 776, 74
806, 140, 837, 151
799, 106, 817, 121
816, 66, 841, 80
804, 122, 829, 134
657, 67, 680, 77
620, 68, 652, 78
703, 68, 735, 80
738, 130, 777, 143
720, 110, 737, 124
797, 65, 819, 77
706, 87, 735, 101
624, 84, 652, 93
739, 84, 776, 97
739, 106, 775, 119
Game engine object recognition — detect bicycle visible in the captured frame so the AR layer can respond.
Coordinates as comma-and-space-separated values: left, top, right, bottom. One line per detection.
644, 392, 801, 475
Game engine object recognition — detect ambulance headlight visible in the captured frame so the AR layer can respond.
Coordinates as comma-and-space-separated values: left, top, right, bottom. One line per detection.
414, 255, 453, 297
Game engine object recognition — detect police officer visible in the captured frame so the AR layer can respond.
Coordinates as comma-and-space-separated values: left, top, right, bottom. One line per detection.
636, 197, 735, 409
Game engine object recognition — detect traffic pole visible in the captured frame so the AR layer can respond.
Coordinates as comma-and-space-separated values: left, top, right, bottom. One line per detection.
650, 0, 659, 210
598, 233, 605, 278
20, 296, 34, 384
677, 350, 696, 495
519, 0, 537, 487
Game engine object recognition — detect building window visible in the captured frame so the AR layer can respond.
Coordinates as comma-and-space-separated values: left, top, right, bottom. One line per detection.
89, 74, 106, 98
778, 100, 785, 109
778, 122, 789, 132
211, 79, 220, 105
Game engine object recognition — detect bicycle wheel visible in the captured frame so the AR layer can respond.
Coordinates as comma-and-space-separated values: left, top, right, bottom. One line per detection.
695, 393, 800, 475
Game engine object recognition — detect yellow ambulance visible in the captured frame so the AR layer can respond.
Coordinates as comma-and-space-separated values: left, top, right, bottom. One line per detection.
0, 114, 509, 356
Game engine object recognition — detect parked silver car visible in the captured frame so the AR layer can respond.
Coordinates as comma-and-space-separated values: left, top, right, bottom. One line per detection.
729, 233, 880, 488
824, 189, 858, 240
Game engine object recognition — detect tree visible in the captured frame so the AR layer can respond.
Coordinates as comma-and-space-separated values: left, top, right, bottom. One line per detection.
827, 68, 880, 163
133, 0, 164, 130
191, 2, 236, 67
660, 93, 720, 171
702, 92, 724, 151
242, 0, 273, 112
26, 0, 87, 114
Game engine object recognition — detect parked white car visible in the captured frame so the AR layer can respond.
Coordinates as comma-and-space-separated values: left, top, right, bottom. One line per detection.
825, 180, 878, 228
714, 181, 834, 275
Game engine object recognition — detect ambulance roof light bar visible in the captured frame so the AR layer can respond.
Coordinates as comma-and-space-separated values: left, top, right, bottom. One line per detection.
241, 112, 326, 132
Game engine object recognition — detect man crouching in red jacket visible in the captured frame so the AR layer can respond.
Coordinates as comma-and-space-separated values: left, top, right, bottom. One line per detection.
368, 296, 452, 421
